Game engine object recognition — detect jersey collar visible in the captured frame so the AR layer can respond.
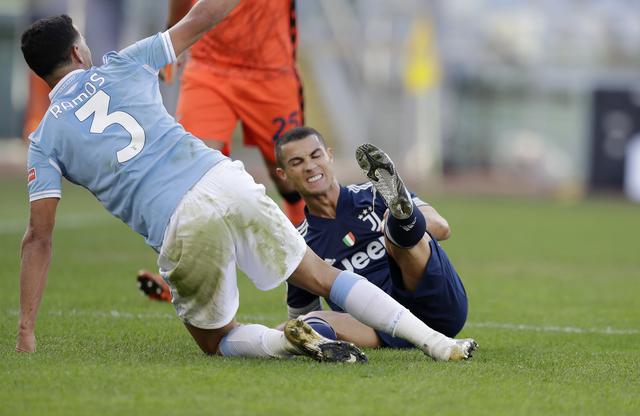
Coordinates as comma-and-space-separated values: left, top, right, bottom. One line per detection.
304, 185, 351, 227
48, 69, 86, 100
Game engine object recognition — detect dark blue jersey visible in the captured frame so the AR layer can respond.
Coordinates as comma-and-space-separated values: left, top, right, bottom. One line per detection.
287, 183, 427, 312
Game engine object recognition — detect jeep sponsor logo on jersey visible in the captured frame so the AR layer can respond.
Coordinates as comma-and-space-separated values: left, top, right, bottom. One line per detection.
332, 235, 387, 272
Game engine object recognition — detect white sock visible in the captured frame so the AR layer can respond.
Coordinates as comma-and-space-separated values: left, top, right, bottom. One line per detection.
330, 271, 454, 359
218, 324, 297, 359
393, 309, 455, 360
336, 277, 404, 334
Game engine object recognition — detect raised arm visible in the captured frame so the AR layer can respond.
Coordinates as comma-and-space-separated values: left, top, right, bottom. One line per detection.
16, 198, 58, 353
167, 0, 194, 28
168, 0, 239, 57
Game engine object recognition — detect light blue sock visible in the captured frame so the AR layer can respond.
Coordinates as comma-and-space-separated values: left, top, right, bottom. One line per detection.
328, 271, 449, 356
328, 271, 364, 309
329, 270, 404, 334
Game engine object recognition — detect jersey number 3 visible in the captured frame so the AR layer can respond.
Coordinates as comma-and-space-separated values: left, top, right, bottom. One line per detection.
75, 90, 145, 163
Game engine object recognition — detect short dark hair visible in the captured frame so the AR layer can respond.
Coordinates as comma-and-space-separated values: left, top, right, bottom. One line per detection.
275, 126, 327, 167
21, 14, 80, 78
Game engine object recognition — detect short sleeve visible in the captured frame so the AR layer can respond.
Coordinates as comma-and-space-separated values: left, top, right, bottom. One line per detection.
27, 141, 62, 202
117, 32, 176, 71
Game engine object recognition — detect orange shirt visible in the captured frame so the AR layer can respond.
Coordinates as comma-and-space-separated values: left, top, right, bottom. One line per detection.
188, 0, 297, 78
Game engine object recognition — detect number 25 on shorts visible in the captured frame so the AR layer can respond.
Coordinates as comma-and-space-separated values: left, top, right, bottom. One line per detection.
272, 111, 301, 141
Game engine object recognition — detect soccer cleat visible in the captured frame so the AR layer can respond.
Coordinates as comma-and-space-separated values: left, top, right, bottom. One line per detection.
284, 319, 368, 363
426, 337, 479, 361
355, 143, 413, 219
446, 338, 478, 361
137, 270, 172, 302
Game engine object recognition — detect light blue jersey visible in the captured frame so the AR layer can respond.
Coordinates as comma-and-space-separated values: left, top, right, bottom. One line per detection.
27, 32, 226, 250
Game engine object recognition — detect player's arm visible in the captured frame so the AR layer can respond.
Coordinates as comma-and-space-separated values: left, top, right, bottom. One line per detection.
159, 0, 194, 83
167, 0, 194, 29
168, 0, 239, 57
418, 204, 451, 241
16, 198, 58, 353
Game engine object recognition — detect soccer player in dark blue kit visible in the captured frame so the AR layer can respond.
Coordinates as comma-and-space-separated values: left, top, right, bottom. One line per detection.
275, 127, 470, 349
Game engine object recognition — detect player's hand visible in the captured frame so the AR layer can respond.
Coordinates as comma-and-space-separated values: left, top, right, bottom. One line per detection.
16, 328, 36, 353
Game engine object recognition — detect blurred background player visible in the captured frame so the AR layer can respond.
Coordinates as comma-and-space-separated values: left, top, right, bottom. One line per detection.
275, 127, 468, 349
165, 0, 305, 222
23, 70, 51, 141
138, 0, 306, 296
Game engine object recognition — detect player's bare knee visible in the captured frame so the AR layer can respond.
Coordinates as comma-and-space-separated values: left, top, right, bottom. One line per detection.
185, 321, 236, 356
299, 310, 324, 320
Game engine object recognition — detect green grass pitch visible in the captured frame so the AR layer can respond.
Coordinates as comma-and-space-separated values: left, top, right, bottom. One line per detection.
1, 176, 639, 415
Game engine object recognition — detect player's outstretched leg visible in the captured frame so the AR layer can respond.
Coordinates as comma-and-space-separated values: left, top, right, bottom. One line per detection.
137, 270, 172, 302
356, 143, 413, 219
284, 319, 368, 363
331, 270, 477, 361
290, 249, 478, 361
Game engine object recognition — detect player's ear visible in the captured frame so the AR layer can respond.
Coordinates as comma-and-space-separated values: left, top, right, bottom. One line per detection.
327, 147, 334, 161
71, 44, 84, 65
275, 167, 287, 181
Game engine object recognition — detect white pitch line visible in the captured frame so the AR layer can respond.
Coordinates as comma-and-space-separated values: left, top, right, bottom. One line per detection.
4, 309, 639, 335
465, 321, 639, 335
0, 213, 114, 235
4, 308, 175, 320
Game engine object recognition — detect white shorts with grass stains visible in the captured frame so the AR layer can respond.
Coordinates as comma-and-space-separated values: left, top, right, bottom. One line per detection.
158, 159, 307, 329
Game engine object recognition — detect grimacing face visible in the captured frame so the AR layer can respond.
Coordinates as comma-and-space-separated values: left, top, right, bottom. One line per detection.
278, 135, 336, 197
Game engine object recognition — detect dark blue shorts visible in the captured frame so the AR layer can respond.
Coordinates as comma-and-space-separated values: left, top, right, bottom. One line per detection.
376, 238, 468, 348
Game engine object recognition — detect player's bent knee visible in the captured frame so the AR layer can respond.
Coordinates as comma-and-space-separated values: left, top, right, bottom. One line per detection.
184, 321, 237, 355
298, 310, 332, 323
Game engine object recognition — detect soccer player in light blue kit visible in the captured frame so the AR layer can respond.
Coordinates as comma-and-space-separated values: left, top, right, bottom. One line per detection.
16, 0, 477, 362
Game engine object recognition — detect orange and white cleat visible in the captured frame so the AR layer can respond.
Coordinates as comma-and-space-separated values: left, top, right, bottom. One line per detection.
137, 270, 172, 302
